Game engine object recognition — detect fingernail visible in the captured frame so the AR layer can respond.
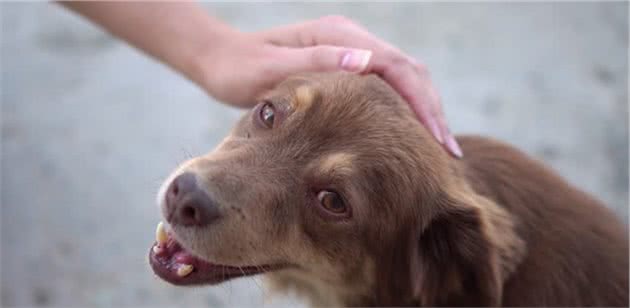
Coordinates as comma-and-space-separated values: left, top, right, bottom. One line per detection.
428, 119, 444, 144
340, 49, 372, 73
446, 135, 463, 158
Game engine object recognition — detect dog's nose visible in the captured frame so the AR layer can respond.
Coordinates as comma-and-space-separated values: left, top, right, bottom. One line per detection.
165, 172, 220, 227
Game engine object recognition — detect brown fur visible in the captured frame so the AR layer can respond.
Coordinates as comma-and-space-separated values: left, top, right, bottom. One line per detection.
160, 72, 628, 306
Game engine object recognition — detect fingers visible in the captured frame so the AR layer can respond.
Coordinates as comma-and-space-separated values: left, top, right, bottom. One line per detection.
379, 60, 463, 158
436, 110, 463, 158
273, 45, 372, 76
380, 63, 441, 141
258, 15, 463, 158
421, 72, 462, 158
259, 16, 361, 48
429, 85, 463, 158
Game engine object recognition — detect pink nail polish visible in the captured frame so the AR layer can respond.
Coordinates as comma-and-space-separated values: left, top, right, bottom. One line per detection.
446, 135, 463, 158
428, 119, 444, 144
340, 50, 372, 73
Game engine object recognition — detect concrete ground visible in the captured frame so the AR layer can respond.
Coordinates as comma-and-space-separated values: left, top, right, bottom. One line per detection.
1, 2, 627, 307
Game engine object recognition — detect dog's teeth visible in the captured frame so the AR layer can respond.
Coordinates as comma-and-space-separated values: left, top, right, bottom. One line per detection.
152, 245, 163, 255
156, 221, 168, 245
177, 264, 194, 277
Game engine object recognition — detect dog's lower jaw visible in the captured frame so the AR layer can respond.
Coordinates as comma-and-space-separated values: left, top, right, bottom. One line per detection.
264, 272, 341, 307
264, 259, 378, 307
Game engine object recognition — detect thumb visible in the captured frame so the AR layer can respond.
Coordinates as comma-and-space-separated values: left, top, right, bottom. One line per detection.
277, 45, 372, 75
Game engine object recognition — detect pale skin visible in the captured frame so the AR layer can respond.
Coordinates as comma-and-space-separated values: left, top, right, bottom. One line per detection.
60, 1, 462, 157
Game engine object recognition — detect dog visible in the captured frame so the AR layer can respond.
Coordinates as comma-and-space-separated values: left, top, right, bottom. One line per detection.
148, 72, 628, 306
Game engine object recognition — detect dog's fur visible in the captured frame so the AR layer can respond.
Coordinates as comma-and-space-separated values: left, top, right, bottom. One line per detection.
161, 72, 628, 306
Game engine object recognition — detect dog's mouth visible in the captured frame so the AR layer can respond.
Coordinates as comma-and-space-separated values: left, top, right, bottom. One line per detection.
148, 222, 282, 286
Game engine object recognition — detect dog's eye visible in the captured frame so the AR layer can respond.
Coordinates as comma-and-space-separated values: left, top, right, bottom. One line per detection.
317, 190, 346, 214
259, 102, 275, 128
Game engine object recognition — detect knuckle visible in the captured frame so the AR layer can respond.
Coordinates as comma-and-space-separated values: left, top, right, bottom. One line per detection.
310, 45, 329, 57
385, 51, 431, 78
309, 46, 332, 68
387, 53, 409, 69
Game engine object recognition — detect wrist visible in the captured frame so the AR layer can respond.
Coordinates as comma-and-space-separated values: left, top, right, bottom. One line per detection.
190, 30, 253, 101
165, 8, 243, 95
188, 28, 244, 87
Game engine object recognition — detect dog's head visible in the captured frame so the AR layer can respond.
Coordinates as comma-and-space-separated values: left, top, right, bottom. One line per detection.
149, 73, 520, 306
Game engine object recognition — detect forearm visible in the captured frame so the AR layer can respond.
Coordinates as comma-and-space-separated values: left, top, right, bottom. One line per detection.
59, 1, 237, 87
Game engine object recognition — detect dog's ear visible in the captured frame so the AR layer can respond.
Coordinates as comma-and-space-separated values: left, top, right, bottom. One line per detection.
409, 189, 504, 307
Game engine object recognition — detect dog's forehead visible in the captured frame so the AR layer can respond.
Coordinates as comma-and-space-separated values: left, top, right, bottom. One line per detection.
261, 73, 407, 138
290, 84, 318, 112
278, 73, 371, 112
260, 76, 319, 111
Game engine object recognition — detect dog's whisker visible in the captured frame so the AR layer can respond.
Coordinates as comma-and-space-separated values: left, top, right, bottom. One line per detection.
242, 255, 266, 300
221, 267, 226, 280
227, 277, 233, 304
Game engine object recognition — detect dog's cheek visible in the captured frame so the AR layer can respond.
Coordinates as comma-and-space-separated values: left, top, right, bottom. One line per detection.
203, 197, 300, 265
182, 219, 278, 265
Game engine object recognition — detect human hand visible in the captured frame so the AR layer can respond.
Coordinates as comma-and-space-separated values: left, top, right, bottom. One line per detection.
58, 2, 460, 157
197, 16, 462, 157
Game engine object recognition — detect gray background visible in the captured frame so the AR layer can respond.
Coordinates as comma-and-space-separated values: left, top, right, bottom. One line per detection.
1, 2, 628, 307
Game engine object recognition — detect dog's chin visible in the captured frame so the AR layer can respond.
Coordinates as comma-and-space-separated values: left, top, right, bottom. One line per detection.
148, 224, 286, 286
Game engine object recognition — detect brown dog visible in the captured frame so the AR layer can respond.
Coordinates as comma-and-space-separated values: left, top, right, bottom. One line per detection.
148, 72, 628, 306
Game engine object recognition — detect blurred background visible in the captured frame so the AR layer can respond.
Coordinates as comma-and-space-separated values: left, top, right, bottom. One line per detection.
1, 2, 628, 307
